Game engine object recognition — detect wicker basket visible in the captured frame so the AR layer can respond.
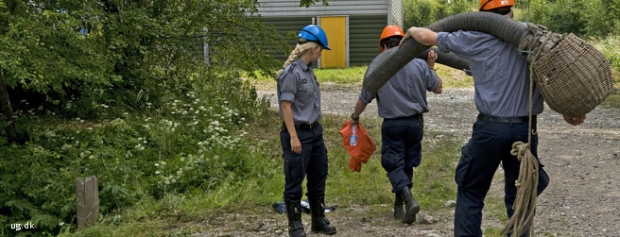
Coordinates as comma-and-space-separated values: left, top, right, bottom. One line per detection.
531, 33, 615, 117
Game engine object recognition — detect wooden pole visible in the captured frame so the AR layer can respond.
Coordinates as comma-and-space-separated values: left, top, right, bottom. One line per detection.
76, 176, 99, 229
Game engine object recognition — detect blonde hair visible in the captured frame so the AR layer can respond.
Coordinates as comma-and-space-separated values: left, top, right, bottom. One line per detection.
276, 41, 320, 79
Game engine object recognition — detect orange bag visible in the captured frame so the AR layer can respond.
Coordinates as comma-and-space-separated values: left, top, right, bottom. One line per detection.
339, 120, 376, 172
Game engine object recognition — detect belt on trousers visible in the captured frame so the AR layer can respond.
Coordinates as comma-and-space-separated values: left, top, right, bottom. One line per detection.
477, 113, 535, 123
282, 122, 319, 130
384, 114, 422, 120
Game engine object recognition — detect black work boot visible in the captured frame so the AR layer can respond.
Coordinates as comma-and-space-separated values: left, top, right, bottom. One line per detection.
285, 200, 306, 237
393, 193, 404, 220
399, 188, 420, 224
308, 198, 337, 235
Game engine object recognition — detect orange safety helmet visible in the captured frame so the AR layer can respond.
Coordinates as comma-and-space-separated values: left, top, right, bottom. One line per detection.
479, 0, 514, 11
378, 25, 404, 52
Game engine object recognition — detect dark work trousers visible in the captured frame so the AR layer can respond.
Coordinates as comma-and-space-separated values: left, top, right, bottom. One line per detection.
381, 115, 424, 194
454, 119, 550, 237
280, 123, 329, 202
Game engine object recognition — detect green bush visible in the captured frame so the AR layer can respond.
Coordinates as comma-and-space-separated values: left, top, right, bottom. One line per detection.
523, 0, 620, 37
402, 0, 620, 82
524, 0, 587, 35
0, 0, 282, 123
403, 0, 620, 38
0, 69, 270, 236
596, 36, 620, 73
403, 0, 473, 28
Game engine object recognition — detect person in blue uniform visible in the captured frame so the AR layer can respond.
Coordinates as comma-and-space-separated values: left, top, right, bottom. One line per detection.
350, 25, 443, 225
400, 0, 587, 236
276, 25, 337, 237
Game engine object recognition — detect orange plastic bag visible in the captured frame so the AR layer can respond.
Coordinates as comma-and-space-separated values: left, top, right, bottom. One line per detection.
339, 120, 376, 172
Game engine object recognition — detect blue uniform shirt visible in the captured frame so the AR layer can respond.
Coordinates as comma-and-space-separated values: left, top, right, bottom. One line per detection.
437, 30, 544, 117
360, 47, 440, 119
277, 58, 321, 124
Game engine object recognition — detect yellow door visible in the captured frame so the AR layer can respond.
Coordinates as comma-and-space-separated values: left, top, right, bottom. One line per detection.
318, 16, 347, 69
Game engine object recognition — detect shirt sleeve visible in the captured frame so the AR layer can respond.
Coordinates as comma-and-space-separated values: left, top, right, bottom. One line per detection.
359, 88, 375, 104
426, 68, 441, 92
278, 71, 297, 103
437, 31, 490, 58
436, 32, 454, 54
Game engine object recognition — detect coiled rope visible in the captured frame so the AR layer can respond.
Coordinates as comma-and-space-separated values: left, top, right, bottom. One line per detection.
501, 30, 553, 237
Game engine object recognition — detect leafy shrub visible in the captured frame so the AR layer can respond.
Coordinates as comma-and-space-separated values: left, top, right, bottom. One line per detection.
523, 0, 620, 37
403, 0, 473, 28
0, 69, 270, 236
403, 0, 620, 38
1, 0, 281, 122
600, 37, 620, 71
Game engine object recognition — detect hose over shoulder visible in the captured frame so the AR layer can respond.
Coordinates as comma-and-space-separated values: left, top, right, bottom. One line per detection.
426, 12, 529, 46
363, 12, 530, 93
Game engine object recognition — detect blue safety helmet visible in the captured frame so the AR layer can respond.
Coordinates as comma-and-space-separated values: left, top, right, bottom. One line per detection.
297, 25, 331, 50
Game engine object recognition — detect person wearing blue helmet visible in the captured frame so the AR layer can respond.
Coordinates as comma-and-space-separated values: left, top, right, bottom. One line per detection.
297, 25, 331, 50
276, 24, 336, 237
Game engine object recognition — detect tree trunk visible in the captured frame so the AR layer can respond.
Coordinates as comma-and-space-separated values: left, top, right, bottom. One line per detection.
0, 1, 26, 144
0, 69, 20, 143
0, 70, 13, 121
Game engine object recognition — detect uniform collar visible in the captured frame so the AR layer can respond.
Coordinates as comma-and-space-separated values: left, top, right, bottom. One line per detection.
295, 58, 311, 71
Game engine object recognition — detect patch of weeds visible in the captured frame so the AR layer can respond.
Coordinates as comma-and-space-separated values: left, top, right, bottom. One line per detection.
314, 66, 367, 85
602, 88, 620, 109
436, 64, 474, 88
483, 227, 504, 237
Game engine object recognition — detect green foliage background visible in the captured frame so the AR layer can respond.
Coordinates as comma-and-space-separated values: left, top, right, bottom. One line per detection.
404, 0, 620, 38
403, 0, 620, 72
0, 0, 285, 119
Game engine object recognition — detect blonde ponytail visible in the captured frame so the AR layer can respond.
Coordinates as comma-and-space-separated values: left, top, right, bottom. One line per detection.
275, 42, 320, 79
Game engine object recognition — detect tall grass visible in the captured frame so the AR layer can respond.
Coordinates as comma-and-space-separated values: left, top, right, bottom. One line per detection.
314, 66, 367, 85
603, 89, 620, 109
0, 67, 273, 236
591, 36, 620, 109
55, 109, 467, 237
246, 64, 474, 92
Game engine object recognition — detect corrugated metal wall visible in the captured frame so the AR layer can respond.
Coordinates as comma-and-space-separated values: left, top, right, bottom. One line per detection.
259, 15, 384, 66
349, 15, 385, 66
257, 0, 388, 17
253, 0, 400, 66
260, 17, 313, 62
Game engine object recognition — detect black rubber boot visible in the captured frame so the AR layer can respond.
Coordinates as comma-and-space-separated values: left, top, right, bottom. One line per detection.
399, 188, 420, 224
285, 200, 306, 237
308, 198, 337, 235
393, 193, 404, 220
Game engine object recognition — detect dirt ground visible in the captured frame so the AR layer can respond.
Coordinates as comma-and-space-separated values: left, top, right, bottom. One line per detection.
197, 87, 620, 237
